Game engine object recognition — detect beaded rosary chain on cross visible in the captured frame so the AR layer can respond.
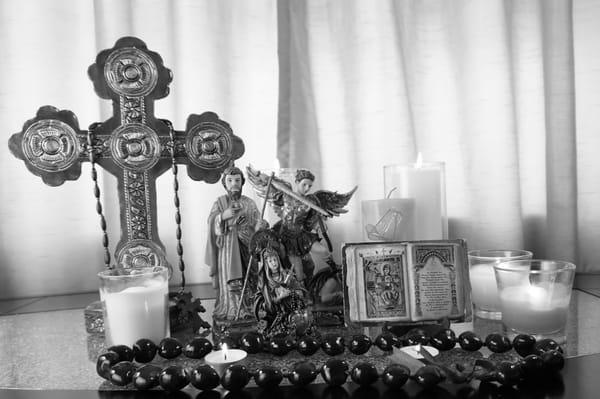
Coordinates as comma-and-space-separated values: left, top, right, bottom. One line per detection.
96, 329, 566, 392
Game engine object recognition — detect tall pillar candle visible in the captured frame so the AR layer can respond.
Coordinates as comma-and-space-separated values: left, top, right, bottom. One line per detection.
361, 198, 415, 241
384, 160, 447, 240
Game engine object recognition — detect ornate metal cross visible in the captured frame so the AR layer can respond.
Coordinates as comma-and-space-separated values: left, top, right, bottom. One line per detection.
8, 37, 244, 269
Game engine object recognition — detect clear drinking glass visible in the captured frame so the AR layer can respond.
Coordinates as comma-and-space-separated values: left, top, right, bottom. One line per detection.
494, 259, 575, 343
98, 266, 170, 347
468, 250, 533, 319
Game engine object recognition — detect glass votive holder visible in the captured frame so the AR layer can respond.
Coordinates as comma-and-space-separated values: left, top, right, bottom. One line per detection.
98, 266, 170, 347
494, 259, 576, 343
468, 250, 533, 320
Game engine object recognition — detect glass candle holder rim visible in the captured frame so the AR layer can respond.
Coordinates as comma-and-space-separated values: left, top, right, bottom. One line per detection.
384, 161, 445, 169
494, 259, 576, 274
468, 249, 533, 261
97, 266, 168, 280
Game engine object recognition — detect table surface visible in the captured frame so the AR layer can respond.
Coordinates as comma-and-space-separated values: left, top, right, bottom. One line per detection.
2, 288, 600, 398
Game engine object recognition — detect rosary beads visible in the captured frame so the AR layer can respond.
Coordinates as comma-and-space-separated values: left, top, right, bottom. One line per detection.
96, 330, 565, 392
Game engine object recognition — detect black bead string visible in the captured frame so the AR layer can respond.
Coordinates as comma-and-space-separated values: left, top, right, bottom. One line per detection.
96, 330, 565, 392
163, 119, 186, 291
87, 123, 111, 269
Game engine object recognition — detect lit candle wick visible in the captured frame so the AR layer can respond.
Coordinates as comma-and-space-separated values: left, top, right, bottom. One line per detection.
222, 343, 228, 361
415, 152, 423, 169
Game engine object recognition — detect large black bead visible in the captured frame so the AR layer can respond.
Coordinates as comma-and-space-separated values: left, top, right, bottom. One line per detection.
288, 361, 319, 386
321, 358, 349, 386
521, 354, 545, 379
254, 366, 283, 389
484, 333, 512, 353
109, 361, 136, 386
107, 344, 134, 362
297, 336, 320, 356
350, 362, 379, 386
533, 339, 563, 355
184, 337, 213, 359
374, 333, 397, 352
381, 364, 410, 389
348, 334, 372, 355
322, 335, 345, 356
431, 329, 457, 351
496, 361, 522, 386
158, 337, 183, 359
96, 352, 120, 379
132, 364, 161, 390
159, 365, 190, 392
239, 332, 264, 354
458, 331, 483, 351
268, 334, 293, 356
191, 364, 220, 391
133, 338, 158, 363
512, 334, 536, 357
411, 364, 445, 388
221, 364, 251, 391
542, 350, 565, 372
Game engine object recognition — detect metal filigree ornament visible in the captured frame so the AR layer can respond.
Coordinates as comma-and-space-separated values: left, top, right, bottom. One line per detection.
186, 122, 234, 170
103, 47, 159, 97
110, 123, 161, 170
117, 240, 164, 269
22, 119, 79, 172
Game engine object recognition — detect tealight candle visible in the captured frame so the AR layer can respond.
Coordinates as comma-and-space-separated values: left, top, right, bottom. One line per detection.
204, 344, 248, 377
399, 344, 440, 359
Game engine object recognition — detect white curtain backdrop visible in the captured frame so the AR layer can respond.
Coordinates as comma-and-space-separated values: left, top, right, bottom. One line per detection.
278, 0, 600, 272
0, 0, 279, 299
1, 0, 599, 299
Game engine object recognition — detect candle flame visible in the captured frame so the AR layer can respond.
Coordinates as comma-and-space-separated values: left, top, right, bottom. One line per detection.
415, 153, 423, 169
222, 343, 229, 361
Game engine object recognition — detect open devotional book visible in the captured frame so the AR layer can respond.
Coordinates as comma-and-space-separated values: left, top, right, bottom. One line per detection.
342, 240, 471, 326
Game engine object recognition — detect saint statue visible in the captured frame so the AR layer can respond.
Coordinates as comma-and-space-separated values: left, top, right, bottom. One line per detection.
246, 166, 357, 287
253, 247, 308, 337
205, 166, 265, 322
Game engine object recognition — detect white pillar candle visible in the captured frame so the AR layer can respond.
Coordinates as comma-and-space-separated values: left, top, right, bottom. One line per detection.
384, 156, 447, 240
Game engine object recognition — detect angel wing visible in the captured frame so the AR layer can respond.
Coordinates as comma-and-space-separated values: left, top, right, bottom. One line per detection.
245, 165, 289, 207
308, 186, 358, 218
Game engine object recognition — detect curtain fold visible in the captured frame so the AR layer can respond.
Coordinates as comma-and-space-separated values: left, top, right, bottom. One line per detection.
278, 0, 593, 270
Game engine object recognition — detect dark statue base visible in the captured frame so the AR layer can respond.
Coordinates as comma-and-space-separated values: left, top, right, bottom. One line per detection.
212, 317, 258, 343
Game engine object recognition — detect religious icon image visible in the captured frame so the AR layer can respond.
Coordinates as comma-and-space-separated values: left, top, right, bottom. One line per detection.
246, 165, 357, 288
205, 165, 267, 327
363, 257, 407, 319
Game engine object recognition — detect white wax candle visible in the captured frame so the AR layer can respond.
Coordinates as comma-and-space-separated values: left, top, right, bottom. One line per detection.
204, 347, 248, 376
103, 282, 169, 346
500, 286, 570, 334
469, 264, 499, 310
399, 344, 440, 359
384, 160, 447, 240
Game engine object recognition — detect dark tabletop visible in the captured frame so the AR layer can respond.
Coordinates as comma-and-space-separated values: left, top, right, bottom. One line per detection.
2, 288, 600, 398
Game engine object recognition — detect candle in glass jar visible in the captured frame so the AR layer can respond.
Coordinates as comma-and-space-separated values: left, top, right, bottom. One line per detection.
103, 282, 169, 346
469, 264, 500, 311
499, 285, 570, 334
